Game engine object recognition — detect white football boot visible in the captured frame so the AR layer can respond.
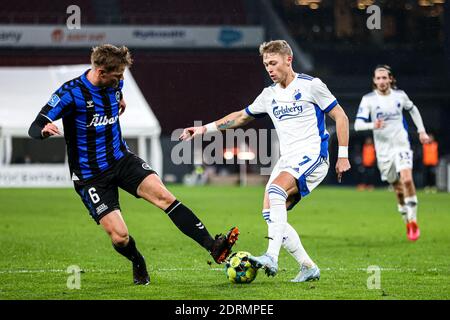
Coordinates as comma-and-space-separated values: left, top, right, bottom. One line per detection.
248, 254, 278, 277
291, 264, 320, 282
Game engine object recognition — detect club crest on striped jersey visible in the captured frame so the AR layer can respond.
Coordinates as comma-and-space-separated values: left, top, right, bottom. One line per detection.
142, 163, 152, 171
115, 91, 121, 102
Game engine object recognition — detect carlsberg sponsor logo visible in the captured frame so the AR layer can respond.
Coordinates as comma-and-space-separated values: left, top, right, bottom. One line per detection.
88, 114, 119, 127
273, 104, 303, 120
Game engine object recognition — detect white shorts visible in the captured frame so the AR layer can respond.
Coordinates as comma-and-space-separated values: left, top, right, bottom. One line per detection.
266, 154, 329, 209
378, 150, 413, 183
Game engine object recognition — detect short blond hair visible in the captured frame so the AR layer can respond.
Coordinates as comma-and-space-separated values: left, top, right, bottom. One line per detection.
259, 40, 293, 57
91, 44, 133, 72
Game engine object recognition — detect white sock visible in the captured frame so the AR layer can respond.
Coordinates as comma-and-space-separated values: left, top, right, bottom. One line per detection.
262, 210, 314, 267
266, 184, 288, 263
282, 223, 314, 268
262, 209, 271, 223
397, 204, 408, 223
405, 195, 418, 222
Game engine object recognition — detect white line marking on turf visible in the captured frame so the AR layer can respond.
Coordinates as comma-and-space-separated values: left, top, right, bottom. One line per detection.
0, 267, 447, 274
0, 268, 225, 274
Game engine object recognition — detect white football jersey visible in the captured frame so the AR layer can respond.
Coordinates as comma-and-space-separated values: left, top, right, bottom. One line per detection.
245, 73, 338, 158
356, 89, 414, 162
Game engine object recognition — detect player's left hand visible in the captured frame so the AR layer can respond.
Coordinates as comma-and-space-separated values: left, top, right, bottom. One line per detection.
419, 132, 431, 144
119, 99, 126, 116
336, 158, 351, 183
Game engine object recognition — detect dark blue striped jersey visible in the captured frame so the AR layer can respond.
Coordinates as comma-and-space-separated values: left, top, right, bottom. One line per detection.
38, 69, 129, 181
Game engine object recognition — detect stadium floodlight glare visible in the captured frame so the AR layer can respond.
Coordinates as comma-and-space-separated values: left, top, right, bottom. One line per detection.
223, 150, 234, 160
237, 151, 256, 161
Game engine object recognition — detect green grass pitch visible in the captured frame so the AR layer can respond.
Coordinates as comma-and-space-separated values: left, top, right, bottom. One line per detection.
0, 186, 449, 300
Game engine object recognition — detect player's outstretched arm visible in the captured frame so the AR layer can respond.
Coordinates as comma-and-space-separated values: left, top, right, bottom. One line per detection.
354, 118, 384, 131
327, 105, 351, 182
179, 110, 254, 141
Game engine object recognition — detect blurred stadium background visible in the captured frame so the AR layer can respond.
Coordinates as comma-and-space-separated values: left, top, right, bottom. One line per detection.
0, 0, 449, 190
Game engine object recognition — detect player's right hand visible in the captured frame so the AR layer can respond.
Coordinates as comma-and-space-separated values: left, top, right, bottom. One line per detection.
419, 132, 431, 144
336, 158, 351, 183
179, 126, 206, 141
41, 123, 61, 138
374, 119, 385, 129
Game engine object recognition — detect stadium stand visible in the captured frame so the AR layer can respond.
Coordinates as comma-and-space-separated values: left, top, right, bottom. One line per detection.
0, 0, 250, 25
0, 0, 95, 24
1, 0, 448, 186
119, 0, 247, 25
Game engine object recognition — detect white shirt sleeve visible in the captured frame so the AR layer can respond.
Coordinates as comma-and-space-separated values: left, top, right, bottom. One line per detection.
244, 88, 268, 118
401, 90, 415, 111
354, 118, 375, 131
408, 106, 426, 133
355, 96, 371, 122
400, 90, 425, 132
354, 96, 374, 131
310, 78, 338, 113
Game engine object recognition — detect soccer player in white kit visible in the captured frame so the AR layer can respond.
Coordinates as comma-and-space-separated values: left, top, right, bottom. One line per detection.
354, 65, 430, 241
180, 40, 351, 281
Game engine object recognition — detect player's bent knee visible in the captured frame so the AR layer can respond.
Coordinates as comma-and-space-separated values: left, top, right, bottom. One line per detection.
111, 231, 129, 247
148, 189, 176, 210
137, 176, 176, 209
402, 176, 413, 187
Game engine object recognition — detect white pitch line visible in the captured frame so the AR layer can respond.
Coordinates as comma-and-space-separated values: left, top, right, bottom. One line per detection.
0, 267, 447, 274
0, 269, 66, 274
0, 268, 224, 274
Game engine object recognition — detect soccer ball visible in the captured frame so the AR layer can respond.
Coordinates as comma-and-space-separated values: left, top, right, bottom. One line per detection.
225, 251, 258, 284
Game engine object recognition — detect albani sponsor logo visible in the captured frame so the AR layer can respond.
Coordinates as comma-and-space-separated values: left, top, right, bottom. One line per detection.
273, 104, 303, 120
88, 114, 119, 127
376, 109, 401, 121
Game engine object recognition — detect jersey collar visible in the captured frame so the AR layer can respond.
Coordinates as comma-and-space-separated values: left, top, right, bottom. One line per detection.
81, 69, 124, 92
276, 72, 298, 90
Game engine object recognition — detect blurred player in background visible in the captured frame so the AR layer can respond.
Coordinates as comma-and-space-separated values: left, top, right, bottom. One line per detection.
354, 65, 430, 241
28, 44, 239, 285
180, 40, 350, 282
422, 133, 439, 193
357, 136, 376, 191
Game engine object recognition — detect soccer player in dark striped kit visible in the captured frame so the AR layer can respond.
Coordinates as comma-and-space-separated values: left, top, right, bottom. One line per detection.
28, 44, 239, 285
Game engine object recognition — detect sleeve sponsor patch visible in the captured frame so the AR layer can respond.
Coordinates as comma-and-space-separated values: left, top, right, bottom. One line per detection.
47, 94, 61, 107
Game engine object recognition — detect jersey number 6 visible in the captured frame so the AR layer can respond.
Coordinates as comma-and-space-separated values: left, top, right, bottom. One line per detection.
88, 187, 100, 204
